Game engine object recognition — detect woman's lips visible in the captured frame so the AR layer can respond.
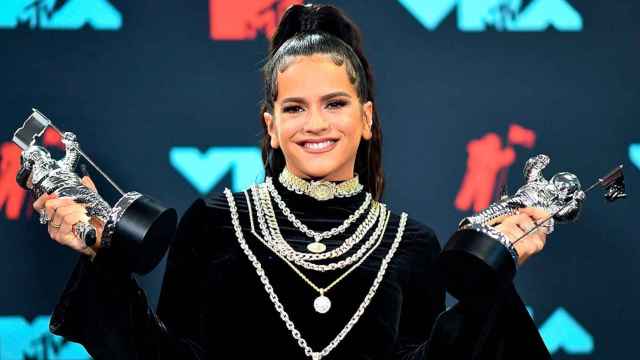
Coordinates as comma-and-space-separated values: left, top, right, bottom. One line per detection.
299, 139, 338, 153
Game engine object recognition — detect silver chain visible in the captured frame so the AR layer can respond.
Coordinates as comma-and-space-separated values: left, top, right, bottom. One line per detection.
246, 189, 390, 299
266, 176, 372, 241
254, 183, 387, 271
224, 187, 408, 360
261, 180, 380, 260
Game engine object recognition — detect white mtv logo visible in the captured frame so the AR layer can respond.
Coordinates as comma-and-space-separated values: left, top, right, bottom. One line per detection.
0, 0, 122, 30
398, 0, 583, 32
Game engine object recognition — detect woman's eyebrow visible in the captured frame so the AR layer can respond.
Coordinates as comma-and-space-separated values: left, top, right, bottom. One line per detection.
320, 91, 351, 101
281, 91, 352, 105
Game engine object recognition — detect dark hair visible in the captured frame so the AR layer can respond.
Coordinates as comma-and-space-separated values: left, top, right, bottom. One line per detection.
259, 4, 385, 200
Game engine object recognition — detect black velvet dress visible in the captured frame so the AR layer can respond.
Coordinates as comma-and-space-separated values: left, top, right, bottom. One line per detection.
49, 178, 551, 359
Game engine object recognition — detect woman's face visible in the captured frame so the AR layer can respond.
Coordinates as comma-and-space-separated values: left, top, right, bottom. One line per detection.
264, 54, 373, 181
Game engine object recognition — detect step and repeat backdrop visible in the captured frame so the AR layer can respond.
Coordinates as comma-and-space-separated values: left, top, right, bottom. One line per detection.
0, 1, 638, 359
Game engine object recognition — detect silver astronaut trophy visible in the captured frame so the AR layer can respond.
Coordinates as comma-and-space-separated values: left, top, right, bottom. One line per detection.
13, 109, 178, 275
439, 154, 626, 301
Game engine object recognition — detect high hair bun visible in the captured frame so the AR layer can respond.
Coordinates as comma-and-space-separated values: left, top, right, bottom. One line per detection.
270, 4, 363, 56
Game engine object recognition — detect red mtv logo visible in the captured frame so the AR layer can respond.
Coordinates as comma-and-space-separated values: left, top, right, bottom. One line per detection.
209, 0, 303, 40
454, 124, 536, 212
0, 129, 62, 221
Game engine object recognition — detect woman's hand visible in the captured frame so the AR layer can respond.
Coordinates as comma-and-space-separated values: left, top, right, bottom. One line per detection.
493, 207, 551, 266
32, 176, 105, 257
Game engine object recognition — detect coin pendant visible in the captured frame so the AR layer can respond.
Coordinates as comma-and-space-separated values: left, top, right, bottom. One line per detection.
307, 242, 327, 253
314, 295, 331, 314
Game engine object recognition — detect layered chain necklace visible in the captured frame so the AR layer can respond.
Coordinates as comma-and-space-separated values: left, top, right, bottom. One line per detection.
224, 186, 408, 360
265, 176, 372, 254
251, 185, 390, 313
257, 182, 385, 271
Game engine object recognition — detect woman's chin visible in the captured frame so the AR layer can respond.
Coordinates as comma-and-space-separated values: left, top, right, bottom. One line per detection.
293, 161, 341, 180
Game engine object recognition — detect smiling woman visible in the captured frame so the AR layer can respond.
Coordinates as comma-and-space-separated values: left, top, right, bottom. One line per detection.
263, 53, 373, 183
259, 7, 384, 199
37, 3, 551, 360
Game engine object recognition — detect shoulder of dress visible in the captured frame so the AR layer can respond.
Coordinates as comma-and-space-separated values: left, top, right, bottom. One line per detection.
385, 210, 441, 254
174, 190, 251, 259
201, 188, 251, 213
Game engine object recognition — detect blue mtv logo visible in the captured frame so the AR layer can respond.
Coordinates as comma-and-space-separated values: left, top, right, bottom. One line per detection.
531, 307, 594, 355
398, 0, 583, 32
630, 143, 640, 170
0, 0, 122, 30
0, 316, 90, 360
170, 147, 265, 194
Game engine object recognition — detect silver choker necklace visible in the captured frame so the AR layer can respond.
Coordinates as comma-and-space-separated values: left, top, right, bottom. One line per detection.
278, 167, 364, 201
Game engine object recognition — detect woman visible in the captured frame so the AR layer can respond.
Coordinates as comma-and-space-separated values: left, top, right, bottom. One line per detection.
33, 4, 551, 359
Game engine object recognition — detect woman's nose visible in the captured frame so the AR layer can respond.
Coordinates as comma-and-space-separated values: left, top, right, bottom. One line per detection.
304, 110, 330, 133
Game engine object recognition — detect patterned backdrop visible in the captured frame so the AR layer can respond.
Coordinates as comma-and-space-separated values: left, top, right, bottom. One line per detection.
0, 1, 638, 359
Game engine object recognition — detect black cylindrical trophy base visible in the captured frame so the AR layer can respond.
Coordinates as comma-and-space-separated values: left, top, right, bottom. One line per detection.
111, 195, 177, 275
438, 229, 516, 301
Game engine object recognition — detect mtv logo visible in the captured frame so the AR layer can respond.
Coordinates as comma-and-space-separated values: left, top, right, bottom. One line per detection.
0, 0, 122, 30
0, 315, 90, 360
538, 307, 594, 354
170, 146, 265, 194
398, 0, 583, 32
209, 0, 303, 40
630, 143, 640, 170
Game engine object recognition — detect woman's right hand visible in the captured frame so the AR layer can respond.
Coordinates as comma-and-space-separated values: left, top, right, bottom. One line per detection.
33, 176, 105, 257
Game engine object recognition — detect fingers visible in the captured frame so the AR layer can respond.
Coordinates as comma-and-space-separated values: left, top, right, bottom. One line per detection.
514, 231, 547, 266
44, 197, 79, 224
516, 214, 537, 234
48, 208, 92, 251
495, 210, 550, 266
81, 176, 97, 192
33, 193, 54, 212
58, 211, 90, 239
33, 176, 96, 214
495, 222, 525, 244
519, 207, 551, 222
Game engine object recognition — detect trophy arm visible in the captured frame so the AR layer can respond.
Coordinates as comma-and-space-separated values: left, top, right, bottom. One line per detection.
523, 154, 550, 184
58, 132, 81, 172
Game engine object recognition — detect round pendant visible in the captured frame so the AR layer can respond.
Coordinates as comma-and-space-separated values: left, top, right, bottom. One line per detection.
313, 295, 332, 314
307, 242, 327, 253
309, 181, 335, 201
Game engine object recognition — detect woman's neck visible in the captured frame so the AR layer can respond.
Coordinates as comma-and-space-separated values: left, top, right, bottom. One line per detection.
285, 165, 356, 183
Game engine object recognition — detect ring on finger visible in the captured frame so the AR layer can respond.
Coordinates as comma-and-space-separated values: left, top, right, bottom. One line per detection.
542, 219, 555, 234
39, 209, 49, 224
50, 222, 62, 229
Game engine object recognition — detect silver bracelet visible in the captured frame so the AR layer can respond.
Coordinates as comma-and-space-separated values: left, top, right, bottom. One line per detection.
464, 222, 519, 264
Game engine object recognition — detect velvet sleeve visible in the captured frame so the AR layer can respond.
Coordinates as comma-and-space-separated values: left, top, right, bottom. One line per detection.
391, 219, 447, 360
391, 221, 551, 360
49, 198, 211, 360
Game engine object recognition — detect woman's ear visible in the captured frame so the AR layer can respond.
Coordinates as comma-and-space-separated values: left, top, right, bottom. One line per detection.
264, 112, 280, 149
361, 101, 373, 140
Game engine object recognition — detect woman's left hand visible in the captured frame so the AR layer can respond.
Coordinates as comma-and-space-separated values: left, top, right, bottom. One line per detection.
493, 207, 551, 266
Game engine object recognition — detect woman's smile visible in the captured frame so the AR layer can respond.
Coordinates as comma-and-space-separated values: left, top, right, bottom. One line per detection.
298, 138, 339, 154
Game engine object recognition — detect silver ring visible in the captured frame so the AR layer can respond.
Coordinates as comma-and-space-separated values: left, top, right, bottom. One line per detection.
541, 219, 555, 235
38, 209, 49, 224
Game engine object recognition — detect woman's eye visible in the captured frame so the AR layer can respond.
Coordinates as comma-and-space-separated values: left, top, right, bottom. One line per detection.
327, 100, 347, 109
283, 105, 304, 113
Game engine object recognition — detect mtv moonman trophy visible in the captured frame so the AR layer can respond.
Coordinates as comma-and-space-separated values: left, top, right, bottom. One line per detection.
12, 109, 178, 275
439, 154, 627, 301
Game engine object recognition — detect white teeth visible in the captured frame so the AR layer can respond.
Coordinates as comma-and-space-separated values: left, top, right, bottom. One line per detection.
304, 140, 335, 150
